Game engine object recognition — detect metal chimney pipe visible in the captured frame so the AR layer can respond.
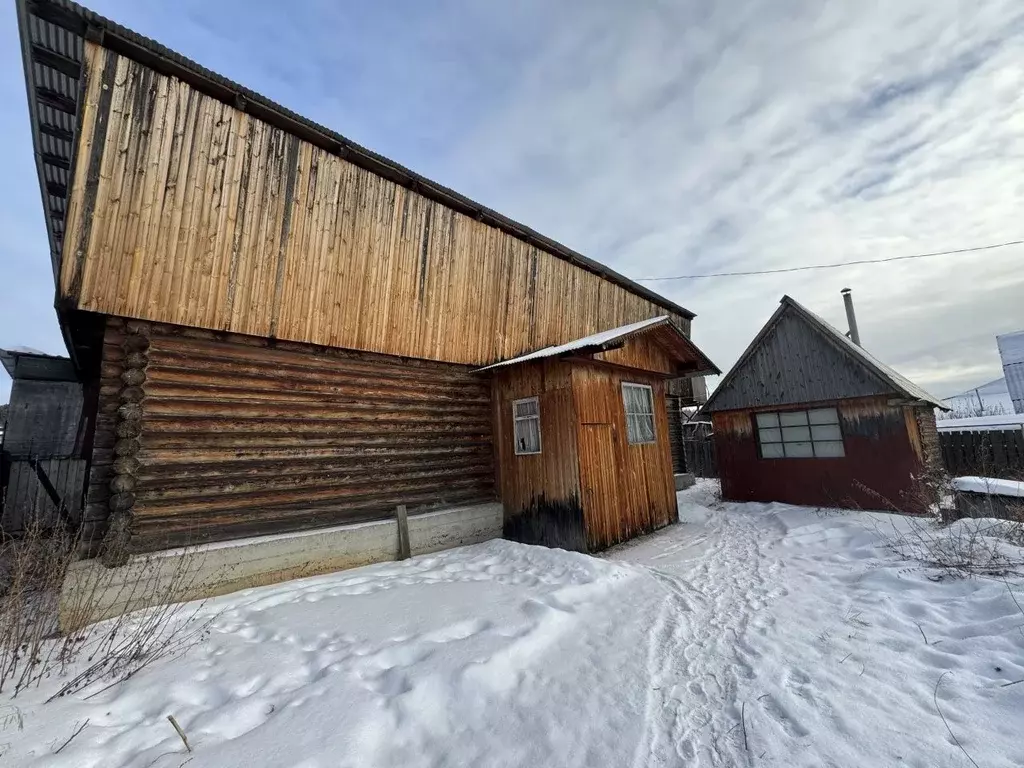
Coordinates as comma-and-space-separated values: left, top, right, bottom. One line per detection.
841, 288, 861, 346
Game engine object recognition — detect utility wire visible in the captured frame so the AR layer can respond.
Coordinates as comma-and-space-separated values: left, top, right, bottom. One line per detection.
635, 238, 1024, 281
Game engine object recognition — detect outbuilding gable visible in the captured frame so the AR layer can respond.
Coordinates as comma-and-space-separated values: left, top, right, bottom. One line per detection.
703, 296, 944, 413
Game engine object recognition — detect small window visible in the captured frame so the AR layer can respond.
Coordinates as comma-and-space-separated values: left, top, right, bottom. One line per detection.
513, 397, 541, 455
756, 407, 844, 458
622, 383, 656, 444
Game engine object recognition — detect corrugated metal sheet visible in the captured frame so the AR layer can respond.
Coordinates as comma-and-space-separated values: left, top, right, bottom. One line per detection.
997, 330, 1024, 414
666, 393, 684, 473
16, 1, 85, 278
705, 309, 892, 412
89, 318, 496, 552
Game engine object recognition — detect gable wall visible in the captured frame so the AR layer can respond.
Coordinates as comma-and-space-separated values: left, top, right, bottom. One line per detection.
707, 310, 893, 412
61, 42, 689, 367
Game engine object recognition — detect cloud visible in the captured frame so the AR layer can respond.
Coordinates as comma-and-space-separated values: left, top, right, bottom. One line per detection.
1, 0, 1022, 404
444, 0, 1024, 398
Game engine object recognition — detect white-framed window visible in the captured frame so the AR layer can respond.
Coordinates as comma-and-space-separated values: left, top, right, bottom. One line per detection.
622, 383, 656, 445
513, 397, 542, 455
755, 407, 845, 459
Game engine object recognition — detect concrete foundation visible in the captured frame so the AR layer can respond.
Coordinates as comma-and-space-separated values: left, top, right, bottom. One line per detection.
674, 473, 696, 491
58, 502, 503, 631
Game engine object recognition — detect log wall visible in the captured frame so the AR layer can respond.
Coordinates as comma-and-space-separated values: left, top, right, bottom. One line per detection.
88, 318, 496, 552
61, 42, 690, 368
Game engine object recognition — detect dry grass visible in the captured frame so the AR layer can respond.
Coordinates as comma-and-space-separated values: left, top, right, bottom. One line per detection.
1, 516, 215, 700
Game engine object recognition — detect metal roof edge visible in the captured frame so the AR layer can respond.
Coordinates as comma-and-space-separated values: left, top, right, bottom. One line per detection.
18, 0, 695, 321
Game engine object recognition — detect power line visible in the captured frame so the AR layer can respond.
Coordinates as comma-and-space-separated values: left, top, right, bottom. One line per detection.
634, 238, 1024, 281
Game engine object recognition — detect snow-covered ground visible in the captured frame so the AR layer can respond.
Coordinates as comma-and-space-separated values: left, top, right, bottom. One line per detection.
3, 482, 1023, 767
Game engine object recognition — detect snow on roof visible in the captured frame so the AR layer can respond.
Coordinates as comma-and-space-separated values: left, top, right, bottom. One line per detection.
783, 297, 948, 409
952, 476, 1024, 498
937, 413, 1024, 432
478, 316, 670, 371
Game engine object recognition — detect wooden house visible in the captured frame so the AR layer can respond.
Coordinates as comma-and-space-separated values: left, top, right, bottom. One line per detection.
14, 0, 717, 606
702, 296, 946, 514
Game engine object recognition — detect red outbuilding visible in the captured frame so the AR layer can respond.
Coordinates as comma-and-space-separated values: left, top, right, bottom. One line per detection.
702, 296, 947, 514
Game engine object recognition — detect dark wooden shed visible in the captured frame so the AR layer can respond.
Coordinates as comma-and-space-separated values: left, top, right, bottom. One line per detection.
702, 297, 947, 514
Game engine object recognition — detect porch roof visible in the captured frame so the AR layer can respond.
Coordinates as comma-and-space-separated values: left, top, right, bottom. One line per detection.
476, 317, 720, 377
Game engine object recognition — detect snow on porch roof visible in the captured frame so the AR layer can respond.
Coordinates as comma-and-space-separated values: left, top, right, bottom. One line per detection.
476, 316, 720, 375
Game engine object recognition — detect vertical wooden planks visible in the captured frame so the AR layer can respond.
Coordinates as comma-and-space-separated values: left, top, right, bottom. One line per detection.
63, 49, 690, 367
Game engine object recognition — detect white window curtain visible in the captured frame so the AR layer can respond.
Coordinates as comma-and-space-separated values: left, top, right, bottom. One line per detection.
622, 383, 656, 444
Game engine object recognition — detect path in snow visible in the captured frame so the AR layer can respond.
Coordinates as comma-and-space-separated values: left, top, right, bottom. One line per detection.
609, 483, 790, 768
2, 481, 1022, 768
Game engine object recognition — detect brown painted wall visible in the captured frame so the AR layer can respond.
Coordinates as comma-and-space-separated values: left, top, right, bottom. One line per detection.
92, 318, 495, 552
491, 360, 585, 550
712, 396, 929, 514
62, 43, 689, 368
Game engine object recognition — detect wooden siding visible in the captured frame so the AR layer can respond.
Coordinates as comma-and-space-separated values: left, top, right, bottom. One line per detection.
491, 361, 585, 551
1, 460, 87, 534
593, 333, 677, 376
61, 42, 690, 367
90, 318, 496, 552
2, 380, 83, 458
705, 307, 893, 412
571, 365, 677, 549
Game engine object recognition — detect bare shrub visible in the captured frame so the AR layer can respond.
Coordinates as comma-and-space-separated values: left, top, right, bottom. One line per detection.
880, 514, 1023, 578
0, 516, 216, 699
856, 462, 1024, 577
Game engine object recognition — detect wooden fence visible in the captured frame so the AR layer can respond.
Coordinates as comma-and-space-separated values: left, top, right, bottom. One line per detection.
939, 428, 1024, 479
1, 455, 87, 534
680, 421, 718, 478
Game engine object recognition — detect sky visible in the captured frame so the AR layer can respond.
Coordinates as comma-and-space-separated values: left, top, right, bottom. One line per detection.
1, 0, 1023, 404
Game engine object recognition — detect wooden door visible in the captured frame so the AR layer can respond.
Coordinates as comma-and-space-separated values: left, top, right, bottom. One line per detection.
578, 423, 623, 550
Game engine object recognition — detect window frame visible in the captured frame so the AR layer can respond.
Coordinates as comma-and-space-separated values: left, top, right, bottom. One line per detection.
621, 382, 657, 445
754, 407, 845, 459
512, 396, 542, 456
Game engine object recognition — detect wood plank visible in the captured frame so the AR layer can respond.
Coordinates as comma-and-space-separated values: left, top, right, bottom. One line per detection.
65, 50, 692, 368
